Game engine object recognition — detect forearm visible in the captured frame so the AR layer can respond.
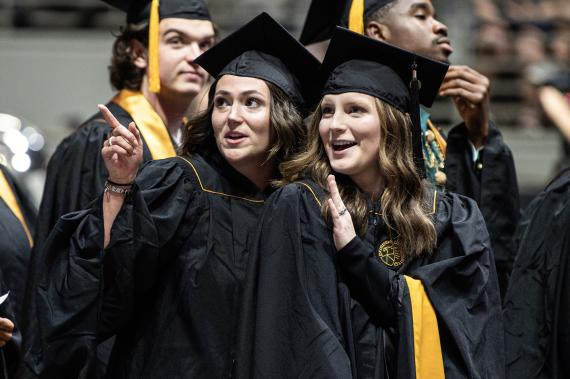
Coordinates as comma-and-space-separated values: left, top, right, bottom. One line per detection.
539, 86, 570, 143
338, 237, 397, 325
103, 190, 126, 248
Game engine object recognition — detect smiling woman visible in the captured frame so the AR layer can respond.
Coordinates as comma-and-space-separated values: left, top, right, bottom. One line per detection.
31, 13, 320, 378
241, 27, 504, 378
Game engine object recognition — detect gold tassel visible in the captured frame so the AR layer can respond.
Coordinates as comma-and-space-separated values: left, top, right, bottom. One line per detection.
148, 0, 161, 93
348, 0, 364, 34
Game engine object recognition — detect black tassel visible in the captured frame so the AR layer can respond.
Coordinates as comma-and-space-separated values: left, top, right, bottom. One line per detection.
409, 59, 426, 179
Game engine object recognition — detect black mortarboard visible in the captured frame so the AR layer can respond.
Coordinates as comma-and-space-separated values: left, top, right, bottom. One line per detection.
102, 0, 211, 93
195, 13, 321, 113
102, 0, 210, 24
320, 27, 448, 177
300, 0, 395, 45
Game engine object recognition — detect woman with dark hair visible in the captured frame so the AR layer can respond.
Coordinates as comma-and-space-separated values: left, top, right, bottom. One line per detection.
29, 13, 319, 378
240, 27, 505, 378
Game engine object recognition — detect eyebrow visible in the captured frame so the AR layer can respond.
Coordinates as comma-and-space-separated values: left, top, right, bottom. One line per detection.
162, 28, 216, 40
409, 2, 435, 14
214, 89, 265, 97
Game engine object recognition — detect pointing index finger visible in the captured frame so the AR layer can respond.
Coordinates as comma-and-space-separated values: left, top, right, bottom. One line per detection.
98, 104, 123, 131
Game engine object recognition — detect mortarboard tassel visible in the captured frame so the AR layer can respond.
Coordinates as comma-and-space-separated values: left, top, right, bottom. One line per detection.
148, 0, 161, 93
409, 60, 426, 179
348, 0, 364, 34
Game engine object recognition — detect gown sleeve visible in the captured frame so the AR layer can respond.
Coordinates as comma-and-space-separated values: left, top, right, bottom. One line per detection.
237, 183, 353, 379
445, 121, 520, 296
503, 172, 570, 379
337, 192, 505, 379
31, 158, 197, 377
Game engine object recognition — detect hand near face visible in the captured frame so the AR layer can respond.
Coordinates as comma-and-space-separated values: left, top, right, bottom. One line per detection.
0, 317, 14, 347
327, 175, 357, 251
99, 104, 144, 184
439, 65, 490, 148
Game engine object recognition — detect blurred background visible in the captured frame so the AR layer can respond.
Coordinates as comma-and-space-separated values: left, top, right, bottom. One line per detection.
1, 0, 569, 206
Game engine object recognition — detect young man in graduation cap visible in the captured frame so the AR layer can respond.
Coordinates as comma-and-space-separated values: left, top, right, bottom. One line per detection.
300, 0, 520, 297
20, 0, 215, 377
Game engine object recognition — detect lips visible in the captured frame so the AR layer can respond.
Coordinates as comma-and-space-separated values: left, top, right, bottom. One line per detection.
436, 38, 453, 55
224, 131, 247, 145
332, 140, 357, 152
179, 70, 203, 81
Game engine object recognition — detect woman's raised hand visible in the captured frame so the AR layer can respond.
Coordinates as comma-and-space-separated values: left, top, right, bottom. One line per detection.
99, 104, 143, 184
327, 175, 357, 251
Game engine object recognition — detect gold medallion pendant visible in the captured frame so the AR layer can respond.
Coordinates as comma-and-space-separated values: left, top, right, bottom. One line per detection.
378, 240, 403, 267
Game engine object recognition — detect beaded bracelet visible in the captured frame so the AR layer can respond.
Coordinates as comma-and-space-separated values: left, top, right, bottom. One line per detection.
104, 180, 133, 196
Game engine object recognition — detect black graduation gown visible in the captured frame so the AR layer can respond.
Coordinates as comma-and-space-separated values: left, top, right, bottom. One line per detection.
0, 166, 35, 378
0, 266, 22, 379
20, 100, 158, 378
29, 153, 271, 378
238, 180, 505, 378
445, 121, 520, 297
503, 170, 570, 379
0, 165, 36, 324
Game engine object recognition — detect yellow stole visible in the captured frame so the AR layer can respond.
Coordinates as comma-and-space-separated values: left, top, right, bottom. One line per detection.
0, 169, 33, 247
112, 90, 177, 160
404, 276, 445, 378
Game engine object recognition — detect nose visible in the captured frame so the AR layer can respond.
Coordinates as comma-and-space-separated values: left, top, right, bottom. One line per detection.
227, 103, 243, 127
185, 42, 202, 63
329, 112, 347, 133
433, 18, 448, 37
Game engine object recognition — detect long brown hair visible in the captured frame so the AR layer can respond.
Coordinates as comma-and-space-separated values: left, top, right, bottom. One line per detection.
279, 97, 436, 260
179, 78, 305, 169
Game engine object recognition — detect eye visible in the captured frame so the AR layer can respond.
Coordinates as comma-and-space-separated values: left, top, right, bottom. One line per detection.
245, 97, 262, 107
321, 105, 334, 117
349, 105, 365, 114
214, 96, 229, 108
167, 36, 183, 47
199, 40, 214, 51
414, 12, 428, 20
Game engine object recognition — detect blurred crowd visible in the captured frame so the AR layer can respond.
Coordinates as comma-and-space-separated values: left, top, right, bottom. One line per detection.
472, 0, 570, 169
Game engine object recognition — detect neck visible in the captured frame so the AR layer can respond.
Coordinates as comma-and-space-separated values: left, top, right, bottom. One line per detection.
141, 81, 194, 136
233, 159, 275, 191
350, 171, 385, 201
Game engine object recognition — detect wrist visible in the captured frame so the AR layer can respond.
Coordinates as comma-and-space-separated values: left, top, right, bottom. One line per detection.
107, 177, 135, 186
106, 177, 135, 186
104, 180, 133, 196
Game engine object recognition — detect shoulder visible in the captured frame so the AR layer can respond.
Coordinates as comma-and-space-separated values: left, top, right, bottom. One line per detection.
136, 155, 199, 191
269, 180, 325, 209
432, 190, 490, 253
51, 101, 131, 157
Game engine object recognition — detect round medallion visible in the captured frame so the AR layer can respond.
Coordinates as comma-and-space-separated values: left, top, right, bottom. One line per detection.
377, 240, 403, 267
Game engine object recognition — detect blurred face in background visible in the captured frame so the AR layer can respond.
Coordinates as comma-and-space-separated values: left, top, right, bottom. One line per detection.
366, 0, 453, 63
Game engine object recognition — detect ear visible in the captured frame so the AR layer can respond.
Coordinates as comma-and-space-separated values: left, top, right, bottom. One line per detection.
365, 20, 390, 42
130, 39, 148, 69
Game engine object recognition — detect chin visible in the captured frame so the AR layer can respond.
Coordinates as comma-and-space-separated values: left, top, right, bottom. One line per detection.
330, 161, 356, 176
170, 82, 204, 98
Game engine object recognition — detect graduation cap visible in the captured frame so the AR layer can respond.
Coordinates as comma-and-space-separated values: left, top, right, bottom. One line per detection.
195, 12, 321, 113
320, 27, 448, 177
300, 0, 394, 45
102, 0, 211, 93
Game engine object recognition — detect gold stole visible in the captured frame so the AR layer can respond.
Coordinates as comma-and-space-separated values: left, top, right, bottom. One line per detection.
112, 90, 177, 160
404, 276, 445, 378
0, 169, 33, 247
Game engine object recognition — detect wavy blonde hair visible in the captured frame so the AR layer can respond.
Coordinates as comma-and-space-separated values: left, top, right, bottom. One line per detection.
278, 97, 436, 260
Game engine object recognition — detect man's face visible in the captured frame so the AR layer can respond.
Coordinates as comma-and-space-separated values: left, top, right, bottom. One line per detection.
157, 18, 215, 97
369, 0, 453, 63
